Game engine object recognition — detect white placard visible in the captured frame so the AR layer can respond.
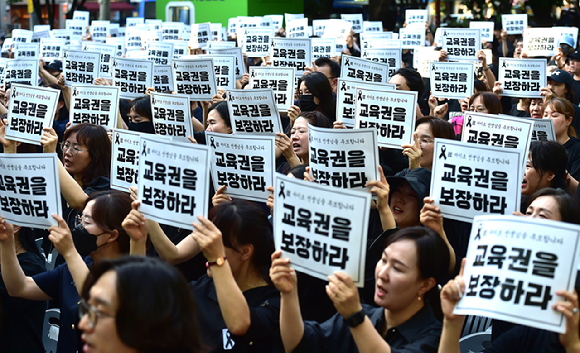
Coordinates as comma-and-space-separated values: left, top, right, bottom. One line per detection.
461, 112, 533, 177
354, 88, 417, 149
266, 14, 283, 30
81, 42, 116, 79
2, 38, 13, 53
430, 61, 475, 99
166, 40, 188, 59
363, 21, 383, 33
0, 59, 6, 86
431, 139, 522, 222
309, 125, 379, 192
399, 27, 425, 49
0, 153, 62, 229
111, 128, 141, 192
442, 28, 481, 61
208, 41, 236, 49
13, 43, 39, 61
524, 28, 557, 57
40, 38, 65, 62
106, 37, 125, 57
111, 57, 154, 99
65, 19, 85, 40
284, 13, 304, 26
553, 26, 579, 49
31, 30, 51, 43
336, 78, 395, 128
206, 132, 275, 202
126, 17, 144, 28
270, 38, 311, 77
72, 10, 90, 28
470, 21, 494, 42
340, 55, 390, 84
69, 85, 120, 129
529, 118, 557, 142
274, 174, 371, 287
51, 29, 73, 46
227, 89, 282, 135
137, 136, 210, 229
140, 31, 161, 48
365, 39, 401, 50
414, 47, 441, 78
34, 24, 51, 32
313, 20, 328, 37
145, 19, 163, 31
152, 65, 174, 93
360, 32, 394, 49
6, 84, 59, 145
90, 20, 110, 42
4, 59, 39, 89
12, 29, 33, 43
189, 54, 235, 90
161, 22, 184, 41
189, 23, 211, 49
502, 14, 528, 35
250, 67, 295, 112
62, 49, 100, 87
405, 9, 428, 28
228, 17, 238, 35
172, 58, 217, 100
207, 47, 245, 79
454, 215, 580, 334
498, 58, 546, 98
322, 19, 352, 55
150, 92, 193, 142
125, 28, 143, 51
340, 14, 363, 33
243, 28, 274, 57
311, 38, 336, 60
287, 18, 308, 39
146, 42, 174, 66
361, 48, 401, 80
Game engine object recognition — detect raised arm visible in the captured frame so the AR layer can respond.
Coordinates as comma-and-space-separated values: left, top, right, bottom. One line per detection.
438, 259, 466, 353
366, 166, 396, 231
0, 218, 51, 300
420, 196, 456, 272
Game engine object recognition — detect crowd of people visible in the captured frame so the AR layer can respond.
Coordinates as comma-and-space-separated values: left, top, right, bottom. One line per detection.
0, 9, 580, 353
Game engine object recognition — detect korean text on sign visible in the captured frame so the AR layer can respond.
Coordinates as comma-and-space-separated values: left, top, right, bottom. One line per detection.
227, 89, 282, 135
110, 129, 141, 192
336, 78, 395, 128
69, 85, 120, 129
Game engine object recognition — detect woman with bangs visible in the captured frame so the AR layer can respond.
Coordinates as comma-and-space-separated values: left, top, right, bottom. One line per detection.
542, 96, 580, 182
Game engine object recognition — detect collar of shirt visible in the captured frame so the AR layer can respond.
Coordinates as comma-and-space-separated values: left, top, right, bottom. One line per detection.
370, 301, 437, 343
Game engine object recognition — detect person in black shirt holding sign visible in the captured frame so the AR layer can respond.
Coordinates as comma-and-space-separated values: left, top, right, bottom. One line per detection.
271, 226, 450, 353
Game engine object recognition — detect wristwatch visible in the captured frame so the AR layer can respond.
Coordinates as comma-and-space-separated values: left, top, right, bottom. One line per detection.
344, 310, 366, 328
205, 257, 227, 268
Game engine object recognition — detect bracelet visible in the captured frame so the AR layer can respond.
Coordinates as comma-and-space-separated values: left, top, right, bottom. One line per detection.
483, 67, 490, 71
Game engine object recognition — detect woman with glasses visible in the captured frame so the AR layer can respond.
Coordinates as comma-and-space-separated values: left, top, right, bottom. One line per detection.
467, 92, 502, 115
0, 190, 132, 353
78, 256, 204, 353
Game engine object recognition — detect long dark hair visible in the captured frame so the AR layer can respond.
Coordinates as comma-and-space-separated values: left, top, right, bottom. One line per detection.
384, 226, 451, 320
208, 199, 274, 284
208, 101, 231, 128
86, 190, 132, 254
81, 256, 205, 353
469, 92, 502, 114
130, 96, 153, 121
415, 116, 455, 140
62, 124, 111, 187
529, 140, 568, 191
527, 188, 580, 224
302, 72, 336, 121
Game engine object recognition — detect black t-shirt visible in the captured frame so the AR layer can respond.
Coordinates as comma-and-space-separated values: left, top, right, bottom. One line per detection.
189, 275, 282, 353
485, 324, 564, 353
508, 103, 530, 117
571, 79, 580, 105
564, 137, 580, 181
0, 252, 46, 353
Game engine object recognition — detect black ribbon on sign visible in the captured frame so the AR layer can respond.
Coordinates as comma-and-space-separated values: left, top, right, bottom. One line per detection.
341, 81, 347, 91
475, 224, 483, 241
142, 141, 147, 157
502, 61, 507, 68
173, 62, 178, 70
345, 58, 350, 66
11, 88, 16, 99
358, 90, 363, 101
115, 133, 120, 145
210, 136, 216, 149
73, 87, 78, 97
278, 181, 286, 199
228, 92, 233, 101
431, 63, 436, 72
439, 145, 447, 160
466, 116, 472, 128
251, 71, 256, 78
224, 331, 235, 349
443, 30, 448, 36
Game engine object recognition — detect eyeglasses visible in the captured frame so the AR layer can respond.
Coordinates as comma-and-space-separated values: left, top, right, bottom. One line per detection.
469, 106, 488, 113
74, 214, 107, 236
419, 138, 434, 147
78, 298, 115, 330
60, 141, 87, 155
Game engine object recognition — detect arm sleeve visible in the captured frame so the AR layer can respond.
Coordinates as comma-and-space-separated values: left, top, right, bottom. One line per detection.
32, 263, 64, 303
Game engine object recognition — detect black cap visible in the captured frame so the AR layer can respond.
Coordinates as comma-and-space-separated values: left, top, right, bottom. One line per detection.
570, 50, 580, 60
386, 168, 432, 208
43, 60, 62, 72
549, 69, 573, 85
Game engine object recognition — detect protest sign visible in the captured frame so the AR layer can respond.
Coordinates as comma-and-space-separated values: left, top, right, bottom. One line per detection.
34, 25, 51, 32
309, 125, 379, 191
81, 42, 116, 79
150, 92, 193, 142
336, 78, 395, 128
4, 59, 38, 89
405, 9, 428, 28
0, 153, 62, 229
62, 49, 100, 87
414, 47, 441, 78
13, 43, 39, 61
69, 85, 119, 129
284, 13, 304, 26
274, 174, 371, 287
90, 20, 110, 42
270, 38, 311, 76
137, 136, 210, 229
430, 61, 475, 99
498, 58, 546, 98
227, 89, 282, 135
442, 28, 481, 61
311, 38, 336, 60
146, 41, 174, 65
6, 84, 59, 145
322, 19, 352, 55
361, 48, 401, 80
125, 28, 143, 51
172, 58, 217, 100
354, 87, 417, 149
72, 10, 90, 27
553, 26, 579, 49
106, 37, 125, 57
340, 14, 363, 33
1, 38, 12, 54
12, 29, 33, 43
528, 118, 557, 142
66, 19, 85, 41
340, 55, 390, 84
166, 40, 188, 59
399, 28, 425, 49
470, 21, 495, 42
431, 139, 521, 222
502, 14, 528, 35
250, 67, 295, 112
524, 28, 557, 57
287, 18, 308, 38
189, 23, 211, 49
110, 129, 141, 192
161, 22, 183, 41
126, 17, 144, 27
454, 215, 580, 334
363, 21, 383, 33
145, 19, 163, 30
152, 65, 174, 93
206, 132, 274, 202
207, 47, 245, 79
31, 30, 51, 43
361, 32, 394, 49
313, 19, 328, 37
111, 57, 154, 99
192, 54, 236, 90
51, 29, 73, 46
0, 59, 6, 86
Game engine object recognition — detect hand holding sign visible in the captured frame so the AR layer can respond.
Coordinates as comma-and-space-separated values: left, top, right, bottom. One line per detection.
212, 185, 232, 207
420, 196, 444, 236
40, 128, 58, 154
555, 290, 580, 348
191, 215, 226, 263
48, 214, 77, 259
121, 201, 149, 243
401, 133, 422, 170
0, 119, 16, 153
0, 217, 14, 243
270, 250, 297, 294
326, 271, 363, 318
440, 258, 467, 322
